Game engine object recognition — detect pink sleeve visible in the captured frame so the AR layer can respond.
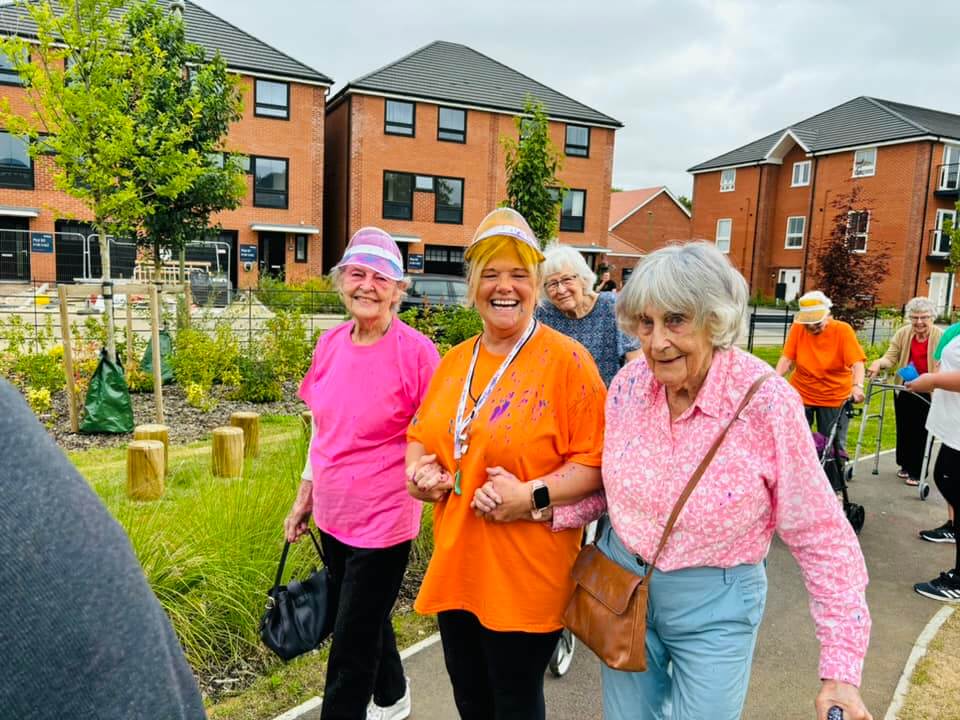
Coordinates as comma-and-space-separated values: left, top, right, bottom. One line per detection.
416, 340, 441, 406
552, 491, 607, 531
766, 384, 871, 686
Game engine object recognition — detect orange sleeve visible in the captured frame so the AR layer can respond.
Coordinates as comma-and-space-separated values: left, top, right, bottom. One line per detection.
560, 350, 606, 467
841, 324, 867, 366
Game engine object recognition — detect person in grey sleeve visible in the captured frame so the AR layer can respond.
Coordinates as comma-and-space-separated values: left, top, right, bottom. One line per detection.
0, 379, 205, 719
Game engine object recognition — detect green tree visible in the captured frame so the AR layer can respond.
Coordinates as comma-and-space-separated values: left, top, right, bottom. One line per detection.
500, 98, 564, 247
124, 1, 245, 276
945, 200, 960, 273
811, 185, 890, 329
677, 194, 693, 212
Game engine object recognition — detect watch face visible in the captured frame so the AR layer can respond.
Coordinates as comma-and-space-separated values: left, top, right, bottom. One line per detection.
533, 484, 550, 510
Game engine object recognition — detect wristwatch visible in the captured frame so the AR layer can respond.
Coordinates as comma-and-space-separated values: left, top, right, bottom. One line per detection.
530, 480, 551, 520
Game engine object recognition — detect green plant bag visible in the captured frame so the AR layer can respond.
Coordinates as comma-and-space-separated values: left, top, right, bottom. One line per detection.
79, 349, 135, 434
142, 328, 174, 384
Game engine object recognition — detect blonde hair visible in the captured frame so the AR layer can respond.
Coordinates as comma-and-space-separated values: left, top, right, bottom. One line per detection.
465, 236, 543, 306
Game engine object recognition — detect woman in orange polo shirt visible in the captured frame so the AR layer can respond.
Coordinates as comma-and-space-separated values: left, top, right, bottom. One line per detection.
406, 208, 606, 719
775, 290, 866, 457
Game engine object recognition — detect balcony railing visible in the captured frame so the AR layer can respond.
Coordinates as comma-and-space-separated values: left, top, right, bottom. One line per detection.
937, 163, 960, 194
930, 228, 953, 258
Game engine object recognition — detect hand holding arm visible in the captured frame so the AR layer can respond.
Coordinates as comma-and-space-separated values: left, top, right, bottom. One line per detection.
405, 443, 452, 502
907, 369, 960, 393
472, 463, 602, 523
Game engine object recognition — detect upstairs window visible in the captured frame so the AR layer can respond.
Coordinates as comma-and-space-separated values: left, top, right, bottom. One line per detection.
255, 79, 289, 119
0, 50, 26, 86
853, 148, 876, 177
847, 211, 870, 252
385, 100, 415, 136
252, 156, 288, 208
720, 168, 736, 192
785, 216, 805, 249
560, 189, 586, 232
791, 160, 811, 187
565, 125, 590, 157
715, 218, 732, 253
0, 131, 33, 189
383, 171, 413, 220
438, 107, 466, 143
435, 176, 464, 224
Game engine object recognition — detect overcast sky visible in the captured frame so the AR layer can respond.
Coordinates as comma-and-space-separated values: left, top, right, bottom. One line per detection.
198, 0, 960, 199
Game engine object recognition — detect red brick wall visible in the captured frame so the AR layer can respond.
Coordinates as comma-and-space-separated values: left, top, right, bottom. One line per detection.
690, 165, 761, 278
0, 68, 327, 288
761, 146, 813, 295
609, 192, 691, 252
327, 93, 616, 267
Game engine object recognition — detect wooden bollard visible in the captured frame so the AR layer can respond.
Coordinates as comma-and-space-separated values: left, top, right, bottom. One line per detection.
230, 411, 260, 458
212, 426, 244, 478
127, 440, 165, 501
300, 410, 313, 437
134, 423, 170, 477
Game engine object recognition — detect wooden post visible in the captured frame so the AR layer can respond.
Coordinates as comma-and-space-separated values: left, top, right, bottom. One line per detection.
125, 299, 134, 376
182, 282, 192, 327
127, 440, 165, 501
212, 426, 244, 478
300, 410, 313, 437
148, 283, 164, 423
230, 411, 260, 458
134, 423, 170, 478
58, 285, 78, 433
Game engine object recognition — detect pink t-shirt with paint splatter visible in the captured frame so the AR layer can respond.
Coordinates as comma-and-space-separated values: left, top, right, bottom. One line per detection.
298, 320, 439, 548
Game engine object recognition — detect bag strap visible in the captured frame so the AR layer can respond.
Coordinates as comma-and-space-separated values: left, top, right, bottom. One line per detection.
272, 528, 325, 589
645, 373, 773, 575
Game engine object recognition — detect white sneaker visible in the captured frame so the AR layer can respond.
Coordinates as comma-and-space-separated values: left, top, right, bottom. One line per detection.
366, 678, 411, 720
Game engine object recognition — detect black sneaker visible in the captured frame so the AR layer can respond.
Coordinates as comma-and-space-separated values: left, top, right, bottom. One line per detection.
919, 521, 956, 543
914, 570, 960, 602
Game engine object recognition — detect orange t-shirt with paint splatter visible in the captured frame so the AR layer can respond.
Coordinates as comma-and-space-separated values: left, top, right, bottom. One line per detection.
408, 324, 606, 632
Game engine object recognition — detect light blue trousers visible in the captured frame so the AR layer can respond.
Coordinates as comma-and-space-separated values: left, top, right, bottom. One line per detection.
596, 519, 767, 720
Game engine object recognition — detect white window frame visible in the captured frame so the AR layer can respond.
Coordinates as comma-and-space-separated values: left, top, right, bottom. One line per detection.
715, 218, 732, 253
933, 208, 956, 256
720, 168, 736, 192
784, 216, 805, 249
852, 147, 876, 178
846, 211, 870, 253
941, 144, 960, 191
791, 160, 811, 187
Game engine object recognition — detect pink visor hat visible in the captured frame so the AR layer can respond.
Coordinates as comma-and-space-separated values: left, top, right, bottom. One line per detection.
333, 227, 404, 280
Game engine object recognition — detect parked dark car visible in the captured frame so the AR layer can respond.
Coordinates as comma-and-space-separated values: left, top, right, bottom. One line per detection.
400, 274, 468, 311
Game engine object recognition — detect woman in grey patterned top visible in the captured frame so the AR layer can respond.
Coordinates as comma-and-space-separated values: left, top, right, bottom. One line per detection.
537, 244, 641, 387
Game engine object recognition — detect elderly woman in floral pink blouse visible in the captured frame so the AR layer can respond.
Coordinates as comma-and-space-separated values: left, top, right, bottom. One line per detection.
556, 242, 872, 720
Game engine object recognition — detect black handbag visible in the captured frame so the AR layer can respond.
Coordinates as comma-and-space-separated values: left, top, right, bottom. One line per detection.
259, 529, 335, 661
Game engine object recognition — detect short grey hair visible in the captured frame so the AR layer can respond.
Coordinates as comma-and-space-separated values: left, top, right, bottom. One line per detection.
905, 296, 936, 318
540, 243, 596, 297
616, 241, 747, 349
329, 266, 409, 313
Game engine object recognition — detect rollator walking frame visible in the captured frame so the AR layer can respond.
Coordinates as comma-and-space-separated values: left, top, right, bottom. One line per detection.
851, 377, 935, 500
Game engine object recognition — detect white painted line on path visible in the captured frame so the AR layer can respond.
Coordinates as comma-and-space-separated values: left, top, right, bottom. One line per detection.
883, 605, 954, 720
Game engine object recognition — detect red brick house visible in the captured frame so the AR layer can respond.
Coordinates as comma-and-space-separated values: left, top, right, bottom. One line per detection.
323, 41, 621, 275
688, 96, 960, 313
0, 0, 331, 290
603, 187, 691, 284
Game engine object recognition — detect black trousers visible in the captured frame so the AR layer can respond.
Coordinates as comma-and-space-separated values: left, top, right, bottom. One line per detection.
934, 444, 960, 572
894, 390, 931, 478
319, 532, 410, 720
437, 609, 561, 720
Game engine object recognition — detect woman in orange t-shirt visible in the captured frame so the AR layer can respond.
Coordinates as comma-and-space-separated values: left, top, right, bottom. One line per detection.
406, 209, 606, 719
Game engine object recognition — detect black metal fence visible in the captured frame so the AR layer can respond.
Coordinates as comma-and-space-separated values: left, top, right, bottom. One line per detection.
745, 305, 903, 351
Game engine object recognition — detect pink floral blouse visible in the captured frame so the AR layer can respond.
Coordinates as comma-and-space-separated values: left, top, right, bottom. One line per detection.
555, 347, 871, 686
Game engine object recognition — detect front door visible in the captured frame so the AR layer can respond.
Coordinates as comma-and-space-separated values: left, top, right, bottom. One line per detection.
929, 272, 953, 318
258, 232, 286, 281
0, 217, 30, 281
778, 268, 802, 302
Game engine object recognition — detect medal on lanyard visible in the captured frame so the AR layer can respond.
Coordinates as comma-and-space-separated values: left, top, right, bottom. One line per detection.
452, 319, 537, 495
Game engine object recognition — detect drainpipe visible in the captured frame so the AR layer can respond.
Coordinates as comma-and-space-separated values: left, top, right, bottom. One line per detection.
800, 156, 818, 295
912, 141, 935, 299
747, 163, 763, 293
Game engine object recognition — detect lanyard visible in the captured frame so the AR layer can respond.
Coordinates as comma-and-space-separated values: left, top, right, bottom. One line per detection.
452, 319, 538, 494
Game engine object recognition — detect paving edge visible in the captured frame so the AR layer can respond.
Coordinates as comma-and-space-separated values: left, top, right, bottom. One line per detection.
271, 633, 441, 720
883, 605, 955, 720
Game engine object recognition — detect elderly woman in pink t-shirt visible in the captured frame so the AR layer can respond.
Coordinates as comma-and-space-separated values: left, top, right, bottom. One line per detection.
556, 242, 872, 720
284, 227, 439, 720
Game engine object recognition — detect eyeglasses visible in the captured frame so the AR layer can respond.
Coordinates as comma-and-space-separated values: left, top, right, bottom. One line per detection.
544, 275, 579, 294
909, 315, 932, 323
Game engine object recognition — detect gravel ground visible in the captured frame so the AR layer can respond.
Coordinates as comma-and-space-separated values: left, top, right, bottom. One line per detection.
44, 382, 307, 452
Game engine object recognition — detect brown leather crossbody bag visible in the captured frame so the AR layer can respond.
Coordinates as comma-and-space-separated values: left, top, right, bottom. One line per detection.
561, 373, 772, 671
